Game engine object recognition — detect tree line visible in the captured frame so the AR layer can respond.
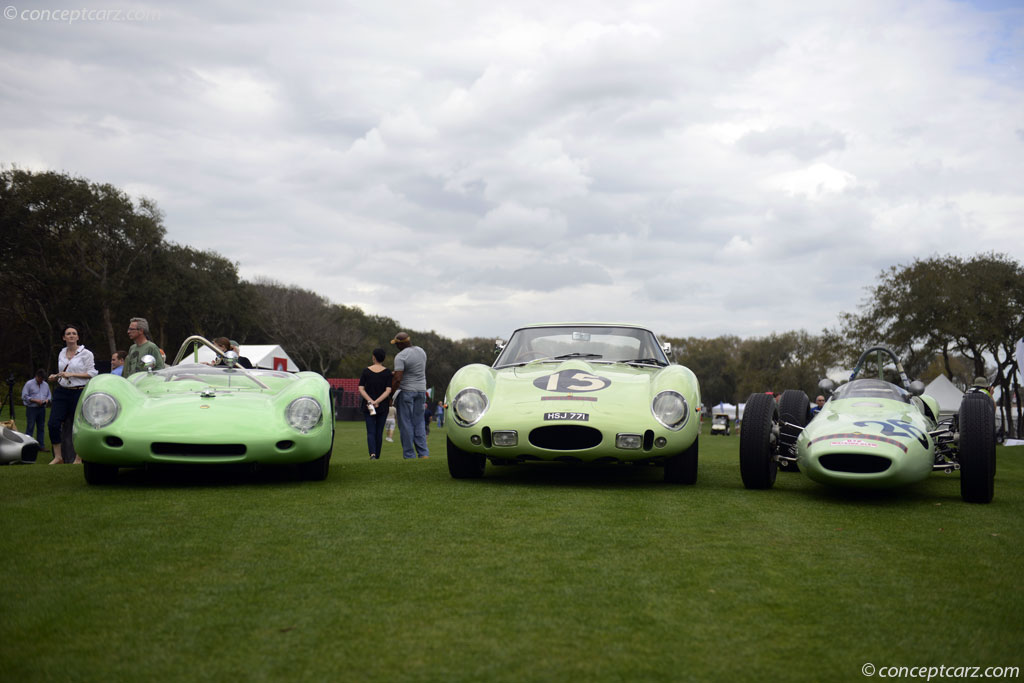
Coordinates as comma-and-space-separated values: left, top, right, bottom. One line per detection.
2, 168, 1021, 435
0, 167, 496, 394
664, 253, 1024, 437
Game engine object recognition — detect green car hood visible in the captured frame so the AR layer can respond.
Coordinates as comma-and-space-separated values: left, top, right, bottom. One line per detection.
797, 396, 937, 488
449, 359, 700, 416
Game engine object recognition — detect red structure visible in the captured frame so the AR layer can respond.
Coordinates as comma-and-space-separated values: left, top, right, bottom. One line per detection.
328, 378, 363, 420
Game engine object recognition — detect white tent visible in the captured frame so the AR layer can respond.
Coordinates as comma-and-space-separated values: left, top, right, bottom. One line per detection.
923, 374, 964, 417
708, 401, 744, 421
181, 344, 300, 372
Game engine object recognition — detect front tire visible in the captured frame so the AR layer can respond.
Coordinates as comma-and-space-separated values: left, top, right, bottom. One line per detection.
958, 394, 995, 504
740, 393, 778, 490
83, 461, 118, 485
447, 438, 485, 479
300, 432, 334, 481
777, 390, 810, 473
664, 437, 698, 484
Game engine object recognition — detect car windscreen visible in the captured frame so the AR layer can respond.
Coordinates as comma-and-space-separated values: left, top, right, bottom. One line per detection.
155, 364, 276, 390
831, 379, 910, 403
494, 326, 667, 368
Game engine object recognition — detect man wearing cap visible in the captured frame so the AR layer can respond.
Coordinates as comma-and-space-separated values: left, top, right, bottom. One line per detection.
390, 332, 429, 459
971, 376, 996, 407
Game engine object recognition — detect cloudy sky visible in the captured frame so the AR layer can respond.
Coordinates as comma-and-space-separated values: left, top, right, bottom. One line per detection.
2, 0, 1022, 340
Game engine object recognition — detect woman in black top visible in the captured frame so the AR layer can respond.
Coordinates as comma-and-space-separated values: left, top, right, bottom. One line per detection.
358, 348, 393, 459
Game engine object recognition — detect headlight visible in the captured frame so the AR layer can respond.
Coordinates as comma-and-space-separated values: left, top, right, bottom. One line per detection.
82, 393, 119, 428
652, 390, 688, 431
452, 388, 488, 426
286, 397, 322, 433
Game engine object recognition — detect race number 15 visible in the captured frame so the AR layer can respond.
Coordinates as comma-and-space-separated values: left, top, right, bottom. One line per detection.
534, 370, 611, 393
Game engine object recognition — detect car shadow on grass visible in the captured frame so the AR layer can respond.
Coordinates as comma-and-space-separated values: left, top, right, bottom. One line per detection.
94, 463, 334, 488
466, 461, 682, 489
769, 473, 970, 507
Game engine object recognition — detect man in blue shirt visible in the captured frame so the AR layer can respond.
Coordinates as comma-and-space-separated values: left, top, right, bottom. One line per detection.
21, 369, 51, 451
111, 350, 126, 376
390, 332, 430, 459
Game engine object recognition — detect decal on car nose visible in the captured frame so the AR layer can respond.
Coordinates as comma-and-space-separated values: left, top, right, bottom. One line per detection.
534, 370, 611, 393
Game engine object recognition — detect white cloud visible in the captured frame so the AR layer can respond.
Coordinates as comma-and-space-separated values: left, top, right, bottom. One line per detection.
2, 0, 1022, 341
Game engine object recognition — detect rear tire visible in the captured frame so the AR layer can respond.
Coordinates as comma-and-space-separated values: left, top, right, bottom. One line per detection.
777, 390, 810, 474
740, 393, 778, 489
83, 461, 118, 485
447, 438, 485, 479
958, 394, 995, 504
664, 437, 698, 484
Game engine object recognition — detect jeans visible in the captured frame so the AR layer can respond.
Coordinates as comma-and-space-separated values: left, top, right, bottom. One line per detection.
363, 405, 389, 457
48, 385, 81, 462
396, 390, 429, 459
25, 405, 46, 446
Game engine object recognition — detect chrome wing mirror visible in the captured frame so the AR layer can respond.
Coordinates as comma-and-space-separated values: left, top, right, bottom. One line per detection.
818, 378, 836, 396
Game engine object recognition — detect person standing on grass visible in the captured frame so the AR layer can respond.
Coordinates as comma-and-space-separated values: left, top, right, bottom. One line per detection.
358, 348, 392, 460
21, 369, 51, 452
390, 332, 429, 459
124, 317, 164, 376
47, 325, 96, 464
385, 404, 396, 442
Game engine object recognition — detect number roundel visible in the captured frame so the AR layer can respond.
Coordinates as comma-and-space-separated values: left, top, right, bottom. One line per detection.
534, 370, 611, 393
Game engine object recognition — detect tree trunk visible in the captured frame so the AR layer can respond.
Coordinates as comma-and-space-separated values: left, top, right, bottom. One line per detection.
102, 305, 116, 355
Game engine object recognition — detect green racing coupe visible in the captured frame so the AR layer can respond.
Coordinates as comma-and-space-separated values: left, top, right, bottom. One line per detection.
73, 335, 335, 484
444, 323, 701, 483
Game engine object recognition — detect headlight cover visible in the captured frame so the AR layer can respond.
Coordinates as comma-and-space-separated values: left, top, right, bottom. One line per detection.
452, 388, 488, 427
652, 390, 688, 431
286, 397, 322, 434
82, 392, 119, 428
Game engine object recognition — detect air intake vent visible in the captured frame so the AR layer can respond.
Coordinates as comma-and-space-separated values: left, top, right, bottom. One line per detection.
151, 443, 247, 457
528, 426, 602, 450
819, 453, 891, 474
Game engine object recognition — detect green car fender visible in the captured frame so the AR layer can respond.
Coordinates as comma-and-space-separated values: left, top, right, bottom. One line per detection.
648, 364, 701, 413
445, 364, 497, 419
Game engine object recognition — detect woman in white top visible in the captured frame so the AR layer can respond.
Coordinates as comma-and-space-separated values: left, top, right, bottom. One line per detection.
47, 325, 97, 464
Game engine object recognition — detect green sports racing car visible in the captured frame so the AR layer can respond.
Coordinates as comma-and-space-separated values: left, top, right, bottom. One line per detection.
444, 323, 702, 483
73, 335, 334, 484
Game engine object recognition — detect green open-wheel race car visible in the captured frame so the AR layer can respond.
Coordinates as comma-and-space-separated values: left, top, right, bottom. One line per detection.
739, 346, 995, 503
73, 335, 334, 484
444, 323, 701, 483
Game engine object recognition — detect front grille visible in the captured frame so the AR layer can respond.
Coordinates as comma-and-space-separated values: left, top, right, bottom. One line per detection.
819, 452, 891, 474
528, 425, 602, 451
151, 443, 247, 457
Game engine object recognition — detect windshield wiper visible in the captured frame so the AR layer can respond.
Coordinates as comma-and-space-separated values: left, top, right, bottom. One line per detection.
619, 358, 667, 366
499, 352, 603, 368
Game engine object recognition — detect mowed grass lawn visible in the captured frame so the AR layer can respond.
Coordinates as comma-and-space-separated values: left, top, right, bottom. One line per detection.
1, 418, 1021, 682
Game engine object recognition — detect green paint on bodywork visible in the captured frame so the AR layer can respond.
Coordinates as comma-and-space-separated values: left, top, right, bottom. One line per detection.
446, 324, 701, 464
797, 395, 939, 488
72, 365, 334, 466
